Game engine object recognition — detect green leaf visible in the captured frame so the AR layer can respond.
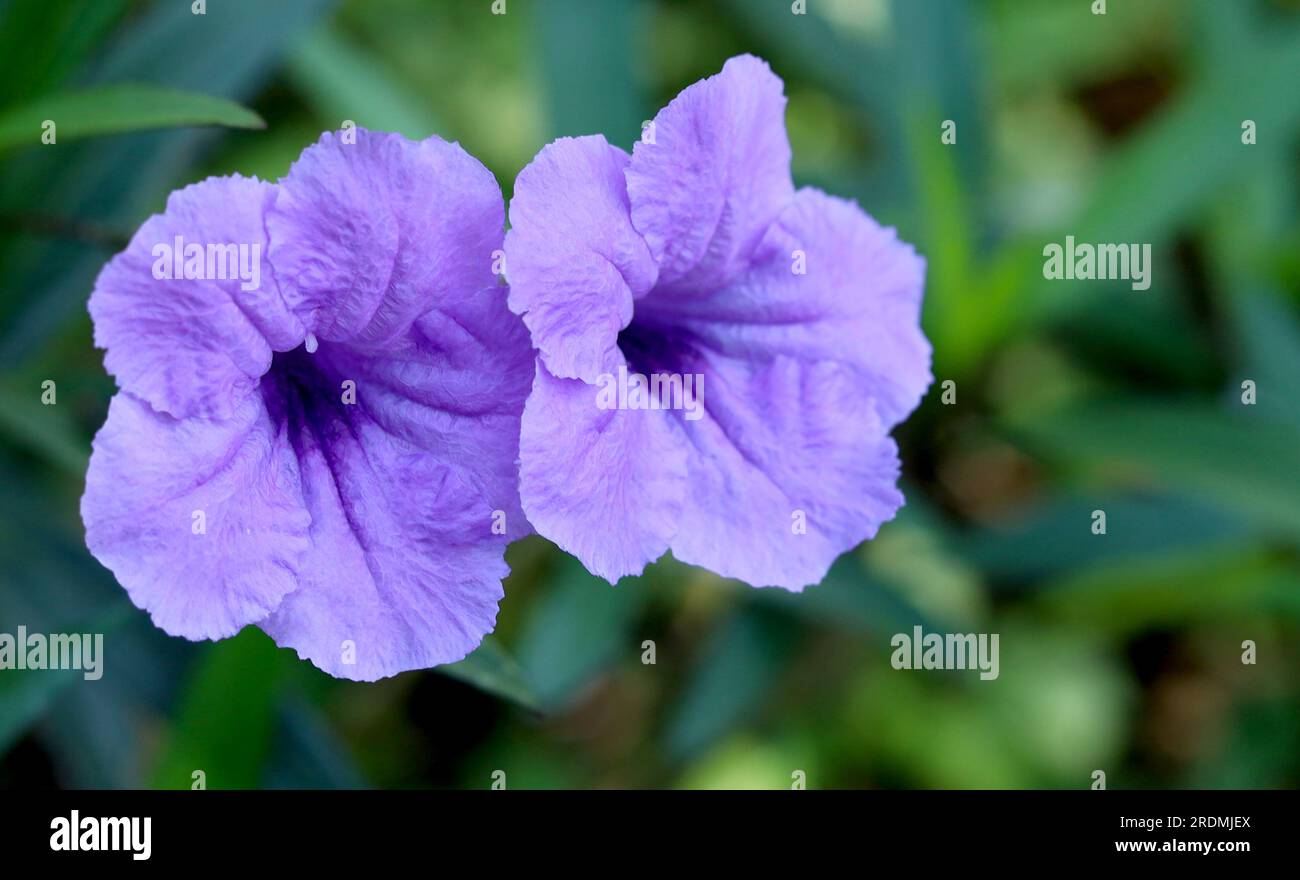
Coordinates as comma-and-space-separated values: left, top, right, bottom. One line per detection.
0, 0, 130, 109
719, 0, 898, 128
0, 84, 264, 153
1073, 28, 1300, 247
954, 493, 1252, 585
532, 0, 648, 147
262, 696, 367, 789
516, 557, 644, 709
1051, 286, 1221, 387
0, 379, 88, 476
664, 606, 798, 762
986, 0, 1181, 92
847, 623, 1130, 787
1190, 0, 1254, 75
893, 0, 987, 193
150, 629, 288, 789
0, 665, 81, 756
1011, 400, 1300, 540
1232, 292, 1300, 430
908, 105, 984, 376
440, 636, 540, 712
1037, 546, 1300, 631
285, 25, 442, 139
0, 601, 133, 757
754, 552, 950, 635
1189, 699, 1300, 789
1004, 22, 1300, 328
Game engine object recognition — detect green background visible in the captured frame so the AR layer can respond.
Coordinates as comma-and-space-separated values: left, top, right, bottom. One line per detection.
0, 0, 1297, 789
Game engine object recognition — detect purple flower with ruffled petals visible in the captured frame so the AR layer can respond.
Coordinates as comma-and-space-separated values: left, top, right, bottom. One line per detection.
82, 128, 533, 680
503, 55, 931, 588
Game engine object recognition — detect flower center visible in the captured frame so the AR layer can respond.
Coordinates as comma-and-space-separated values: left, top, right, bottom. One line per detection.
261, 338, 347, 438
617, 313, 685, 376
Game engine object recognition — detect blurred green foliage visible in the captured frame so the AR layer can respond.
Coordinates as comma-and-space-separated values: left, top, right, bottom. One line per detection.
0, 0, 1297, 790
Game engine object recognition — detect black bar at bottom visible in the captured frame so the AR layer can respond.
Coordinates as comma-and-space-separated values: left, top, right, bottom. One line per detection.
2, 790, 1288, 866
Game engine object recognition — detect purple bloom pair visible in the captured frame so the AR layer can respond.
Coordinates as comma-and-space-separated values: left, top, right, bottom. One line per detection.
82, 55, 931, 680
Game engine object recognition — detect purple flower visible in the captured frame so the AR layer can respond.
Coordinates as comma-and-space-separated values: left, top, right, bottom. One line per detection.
503, 55, 931, 588
82, 129, 534, 681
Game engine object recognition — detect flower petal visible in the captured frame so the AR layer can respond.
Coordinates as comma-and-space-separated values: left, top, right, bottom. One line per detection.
668, 350, 904, 589
256, 362, 509, 681
626, 54, 794, 296
267, 128, 505, 351
504, 136, 657, 382
636, 187, 932, 429
518, 361, 686, 582
89, 175, 303, 420
323, 285, 535, 541
81, 392, 310, 639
